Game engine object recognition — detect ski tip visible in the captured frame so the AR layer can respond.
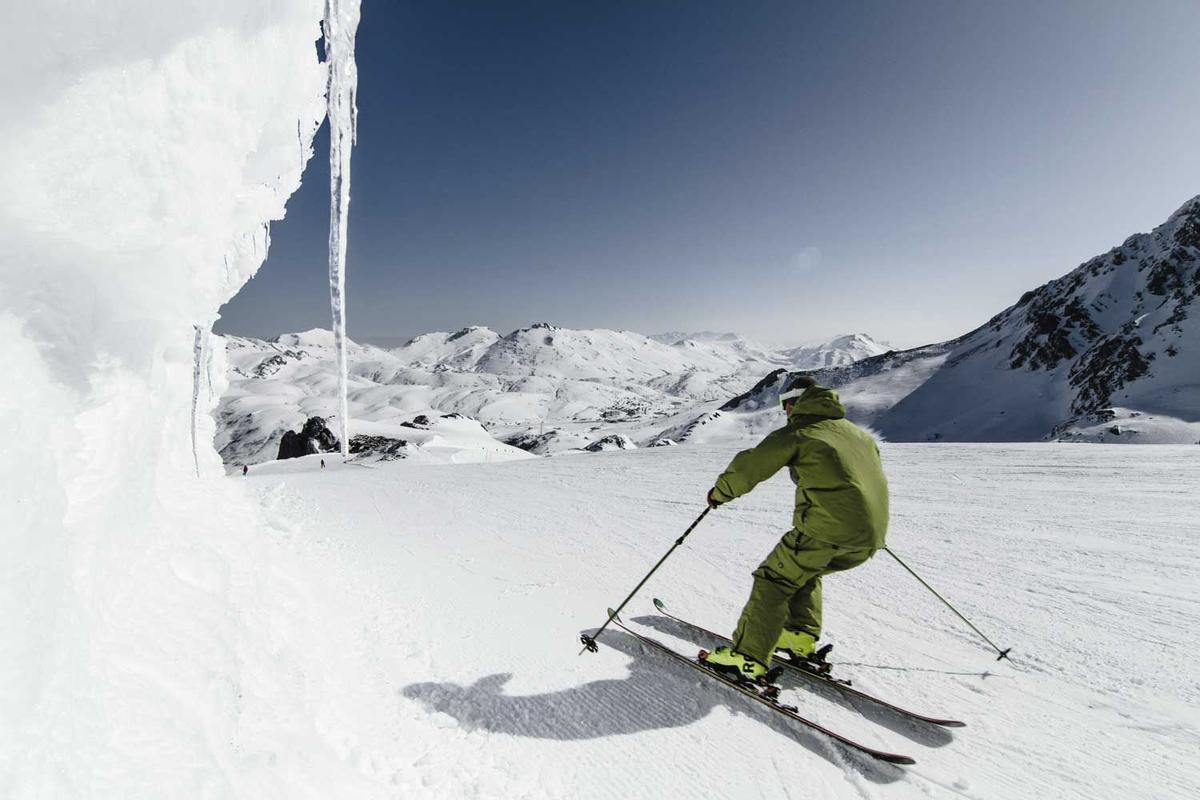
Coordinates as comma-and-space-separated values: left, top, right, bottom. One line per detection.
652, 597, 666, 611
885, 754, 917, 766
939, 720, 968, 728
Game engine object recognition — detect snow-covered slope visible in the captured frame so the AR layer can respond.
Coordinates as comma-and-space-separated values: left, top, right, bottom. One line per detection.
217, 325, 887, 463
677, 198, 1200, 444
852, 196, 1200, 442
392, 325, 502, 369
237, 442, 1200, 799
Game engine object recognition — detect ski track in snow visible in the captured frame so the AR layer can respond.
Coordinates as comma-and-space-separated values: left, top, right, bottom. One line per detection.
245, 443, 1200, 799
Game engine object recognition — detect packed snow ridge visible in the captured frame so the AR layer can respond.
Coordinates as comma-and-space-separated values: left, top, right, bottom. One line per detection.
217, 327, 890, 464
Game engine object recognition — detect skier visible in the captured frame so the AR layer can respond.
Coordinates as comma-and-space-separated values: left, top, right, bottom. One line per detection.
321, 458, 326, 469
242, 464, 248, 476
702, 375, 889, 681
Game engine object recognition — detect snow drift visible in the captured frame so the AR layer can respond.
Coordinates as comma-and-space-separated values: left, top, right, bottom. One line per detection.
0, 2, 371, 797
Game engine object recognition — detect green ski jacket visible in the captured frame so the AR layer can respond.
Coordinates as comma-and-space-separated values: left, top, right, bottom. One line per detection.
710, 386, 889, 550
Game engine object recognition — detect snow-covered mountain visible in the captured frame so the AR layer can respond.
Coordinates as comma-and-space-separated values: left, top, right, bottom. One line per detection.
651, 330, 890, 370
782, 333, 893, 369
688, 196, 1200, 444
216, 327, 888, 463
220, 197, 1200, 459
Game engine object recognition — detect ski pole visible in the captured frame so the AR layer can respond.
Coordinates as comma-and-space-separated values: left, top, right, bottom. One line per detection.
580, 507, 711, 654
883, 546, 1012, 661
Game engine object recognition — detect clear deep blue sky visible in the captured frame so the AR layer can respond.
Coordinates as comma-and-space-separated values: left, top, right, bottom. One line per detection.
216, 0, 1200, 348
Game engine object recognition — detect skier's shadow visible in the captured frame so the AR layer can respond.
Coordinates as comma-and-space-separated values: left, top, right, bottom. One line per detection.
401, 629, 903, 784
631, 615, 956, 749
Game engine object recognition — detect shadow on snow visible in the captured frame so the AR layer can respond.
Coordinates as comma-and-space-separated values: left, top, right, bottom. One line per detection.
401, 629, 904, 784
630, 614, 962, 749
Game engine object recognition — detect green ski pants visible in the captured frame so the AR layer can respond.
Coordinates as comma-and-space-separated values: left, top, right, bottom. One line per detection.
731, 529, 876, 666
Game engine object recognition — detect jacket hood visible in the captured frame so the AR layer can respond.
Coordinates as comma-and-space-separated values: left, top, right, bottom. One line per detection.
786, 385, 846, 420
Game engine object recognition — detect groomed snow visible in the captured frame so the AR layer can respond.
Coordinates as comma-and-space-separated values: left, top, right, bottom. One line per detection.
232, 442, 1198, 799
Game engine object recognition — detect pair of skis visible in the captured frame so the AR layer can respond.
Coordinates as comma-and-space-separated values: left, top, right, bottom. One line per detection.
601, 598, 964, 766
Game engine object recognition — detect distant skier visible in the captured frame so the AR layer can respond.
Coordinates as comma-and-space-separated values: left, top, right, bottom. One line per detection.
321, 458, 326, 469
702, 375, 889, 681
242, 464, 248, 476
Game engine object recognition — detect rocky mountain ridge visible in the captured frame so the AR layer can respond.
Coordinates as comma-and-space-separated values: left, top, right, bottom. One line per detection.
687, 196, 1200, 444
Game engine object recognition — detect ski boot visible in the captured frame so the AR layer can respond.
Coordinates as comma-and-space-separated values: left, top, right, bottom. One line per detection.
774, 628, 817, 661
698, 646, 785, 697
774, 629, 836, 678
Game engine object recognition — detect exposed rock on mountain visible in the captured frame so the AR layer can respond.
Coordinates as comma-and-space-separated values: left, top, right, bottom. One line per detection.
277, 416, 339, 460
582, 434, 637, 452
870, 196, 1200, 441
502, 429, 591, 455
680, 196, 1200, 444
348, 435, 409, 460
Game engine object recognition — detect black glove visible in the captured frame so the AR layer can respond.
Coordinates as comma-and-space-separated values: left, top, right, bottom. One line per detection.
707, 488, 725, 509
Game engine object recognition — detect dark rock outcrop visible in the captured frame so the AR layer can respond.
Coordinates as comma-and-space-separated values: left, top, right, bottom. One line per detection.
582, 434, 637, 452
348, 435, 408, 460
504, 430, 557, 453
277, 416, 340, 460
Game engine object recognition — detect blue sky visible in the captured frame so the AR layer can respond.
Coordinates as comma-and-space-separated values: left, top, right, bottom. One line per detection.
217, 0, 1200, 348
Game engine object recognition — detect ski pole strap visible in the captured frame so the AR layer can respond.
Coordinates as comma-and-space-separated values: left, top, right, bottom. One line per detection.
883, 546, 1012, 661
580, 506, 711, 654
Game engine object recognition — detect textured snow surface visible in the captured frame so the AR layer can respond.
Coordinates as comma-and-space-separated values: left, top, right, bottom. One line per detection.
0, 2, 369, 797
233, 443, 1197, 799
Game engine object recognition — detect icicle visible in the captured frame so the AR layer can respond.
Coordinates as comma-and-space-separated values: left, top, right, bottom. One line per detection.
323, 0, 361, 458
191, 324, 209, 477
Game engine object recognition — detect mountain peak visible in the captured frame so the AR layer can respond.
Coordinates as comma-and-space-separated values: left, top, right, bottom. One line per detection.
271, 328, 341, 348
650, 331, 742, 345
782, 333, 890, 369
447, 325, 495, 342
1167, 194, 1200, 223
794, 194, 1200, 443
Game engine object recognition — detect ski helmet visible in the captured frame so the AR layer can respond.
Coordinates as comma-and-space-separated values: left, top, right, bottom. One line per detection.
778, 374, 817, 407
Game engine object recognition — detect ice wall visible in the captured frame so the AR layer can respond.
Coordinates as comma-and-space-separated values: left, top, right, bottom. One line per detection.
0, 2, 369, 797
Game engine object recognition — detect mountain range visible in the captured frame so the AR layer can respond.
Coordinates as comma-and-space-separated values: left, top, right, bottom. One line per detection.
215, 327, 889, 463
216, 195, 1200, 462
693, 195, 1200, 445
